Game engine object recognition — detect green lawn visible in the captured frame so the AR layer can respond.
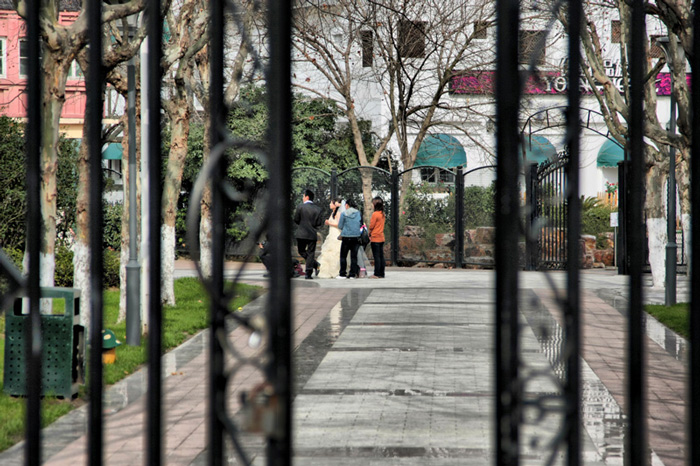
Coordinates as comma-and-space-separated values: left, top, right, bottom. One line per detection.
645, 303, 689, 338
0, 277, 262, 452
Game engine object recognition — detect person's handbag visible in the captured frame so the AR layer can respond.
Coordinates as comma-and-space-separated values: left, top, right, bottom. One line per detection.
360, 224, 370, 247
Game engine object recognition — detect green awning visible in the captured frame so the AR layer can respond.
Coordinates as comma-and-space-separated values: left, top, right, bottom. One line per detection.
102, 143, 123, 160
415, 134, 466, 169
524, 135, 556, 164
597, 139, 624, 167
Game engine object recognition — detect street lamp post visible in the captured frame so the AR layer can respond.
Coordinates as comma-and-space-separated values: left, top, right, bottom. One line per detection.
126, 59, 141, 345
658, 36, 678, 306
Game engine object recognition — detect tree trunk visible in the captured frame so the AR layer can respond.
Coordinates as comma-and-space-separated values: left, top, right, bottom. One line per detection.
360, 169, 373, 225
36, 56, 68, 313
199, 118, 213, 278
645, 164, 666, 288
678, 156, 691, 270
74, 120, 91, 328
161, 95, 191, 305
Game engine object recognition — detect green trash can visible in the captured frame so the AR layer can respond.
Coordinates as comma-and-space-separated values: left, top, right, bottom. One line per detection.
3, 287, 85, 399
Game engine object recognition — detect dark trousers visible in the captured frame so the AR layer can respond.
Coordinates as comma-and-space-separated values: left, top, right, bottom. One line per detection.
371, 241, 385, 277
340, 237, 360, 277
297, 238, 318, 277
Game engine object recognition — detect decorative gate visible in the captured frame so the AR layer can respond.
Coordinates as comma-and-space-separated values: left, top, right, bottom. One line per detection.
531, 150, 569, 270
5, 0, 700, 463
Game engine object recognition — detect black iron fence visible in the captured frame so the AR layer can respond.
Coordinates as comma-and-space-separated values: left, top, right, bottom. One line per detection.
2, 0, 699, 464
291, 165, 497, 270
527, 151, 570, 270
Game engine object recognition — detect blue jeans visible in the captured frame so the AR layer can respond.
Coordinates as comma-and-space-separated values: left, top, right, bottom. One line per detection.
339, 237, 360, 277
371, 242, 385, 277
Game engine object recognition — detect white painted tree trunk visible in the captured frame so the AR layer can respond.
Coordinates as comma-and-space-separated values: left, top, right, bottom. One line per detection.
118, 247, 129, 322
39, 252, 56, 314
72, 242, 90, 327
199, 214, 213, 278
22, 251, 56, 314
646, 217, 666, 288
161, 225, 176, 306
682, 213, 691, 269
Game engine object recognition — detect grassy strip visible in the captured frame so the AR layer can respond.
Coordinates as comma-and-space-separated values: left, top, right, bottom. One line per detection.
645, 303, 689, 339
0, 277, 262, 452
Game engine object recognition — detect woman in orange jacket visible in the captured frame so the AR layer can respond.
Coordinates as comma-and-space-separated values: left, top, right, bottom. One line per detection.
368, 196, 386, 278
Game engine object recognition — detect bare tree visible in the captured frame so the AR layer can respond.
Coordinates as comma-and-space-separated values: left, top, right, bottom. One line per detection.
13, 0, 146, 318
72, 4, 150, 331
556, 0, 687, 286
293, 0, 498, 215
190, 0, 261, 278
160, 0, 209, 306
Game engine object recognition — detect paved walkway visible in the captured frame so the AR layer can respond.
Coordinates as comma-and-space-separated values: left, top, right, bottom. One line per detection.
0, 263, 690, 464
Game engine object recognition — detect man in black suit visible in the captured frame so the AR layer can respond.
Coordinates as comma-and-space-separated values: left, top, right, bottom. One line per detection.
294, 189, 324, 279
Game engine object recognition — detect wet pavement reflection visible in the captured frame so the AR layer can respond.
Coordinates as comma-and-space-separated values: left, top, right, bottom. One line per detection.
598, 288, 688, 363
293, 289, 372, 398
522, 291, 627, 465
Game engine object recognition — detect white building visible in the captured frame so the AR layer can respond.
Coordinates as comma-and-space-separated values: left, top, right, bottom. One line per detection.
290, 1, 677, 198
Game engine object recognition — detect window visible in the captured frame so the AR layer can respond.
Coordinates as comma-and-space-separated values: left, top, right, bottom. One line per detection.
361, 30, 373, 67
611, 20, 621, 44
0, 38, 5, 77
473, 21, 488, 40
649, 35, 665, 59
519, 30, 546, 66
398, 20, 426, 59
19, 39, 28, 76
68, 60, 83, 79
420, 168, 455, 184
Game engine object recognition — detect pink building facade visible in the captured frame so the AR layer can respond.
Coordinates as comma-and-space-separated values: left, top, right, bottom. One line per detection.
0, 5, 86, 138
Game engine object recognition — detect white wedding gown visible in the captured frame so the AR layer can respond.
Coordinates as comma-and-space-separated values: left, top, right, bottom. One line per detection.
317, 225, 342, 278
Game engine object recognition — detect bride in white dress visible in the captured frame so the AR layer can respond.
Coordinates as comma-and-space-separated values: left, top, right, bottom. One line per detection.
317, 198, 344, 278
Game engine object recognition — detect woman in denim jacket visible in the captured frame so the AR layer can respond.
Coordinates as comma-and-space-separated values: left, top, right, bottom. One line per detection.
337, 198, 362, 278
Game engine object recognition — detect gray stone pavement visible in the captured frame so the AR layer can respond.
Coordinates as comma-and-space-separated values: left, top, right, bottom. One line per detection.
0, 261, 689, 464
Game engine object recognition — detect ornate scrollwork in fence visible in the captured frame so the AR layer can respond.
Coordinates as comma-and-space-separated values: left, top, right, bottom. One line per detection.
184, 0, 283, 463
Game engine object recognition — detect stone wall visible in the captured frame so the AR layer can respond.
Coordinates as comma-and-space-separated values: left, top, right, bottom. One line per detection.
388, 226, 615, 269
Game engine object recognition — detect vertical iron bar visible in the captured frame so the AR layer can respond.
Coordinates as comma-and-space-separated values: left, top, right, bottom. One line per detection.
209, 0, 225, 462
665, 71, 677, 305
391, 170, 399, 266
565, 0, 582, 457
689, 0, 700, 461
627, 0, 647, 463
495, 0, 521, 460
87, 0, 104, 464
267, 0, 294, 464
455, 166, 464, 268
24, 0, 42, 463
526, 164, 536, 270
331, 168, 338, 200
536, 172, 541, 269
545, 172, 549, 266
617, 161, 627, 274
549, 172, 552, 265
147, 0, 164, 464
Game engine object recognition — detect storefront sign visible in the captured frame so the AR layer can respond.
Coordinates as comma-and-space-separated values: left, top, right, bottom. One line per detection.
450, 65, 690, 96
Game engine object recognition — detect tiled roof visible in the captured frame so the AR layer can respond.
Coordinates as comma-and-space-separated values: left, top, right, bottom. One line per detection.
0, 0, 81, 11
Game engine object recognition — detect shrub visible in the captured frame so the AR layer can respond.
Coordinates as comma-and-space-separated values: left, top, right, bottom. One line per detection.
0, 118, 80, 251
596, 233, 610, 250
0, 248, 23, 297
103, 203, 123, 251
103, 249, 120, 288
581, 197, 615, 236
0, 246, 118, 291
5, 248, 23, 270
401, 183, 453, 233
462, 184, 495, 228
54, 244, 74, 287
